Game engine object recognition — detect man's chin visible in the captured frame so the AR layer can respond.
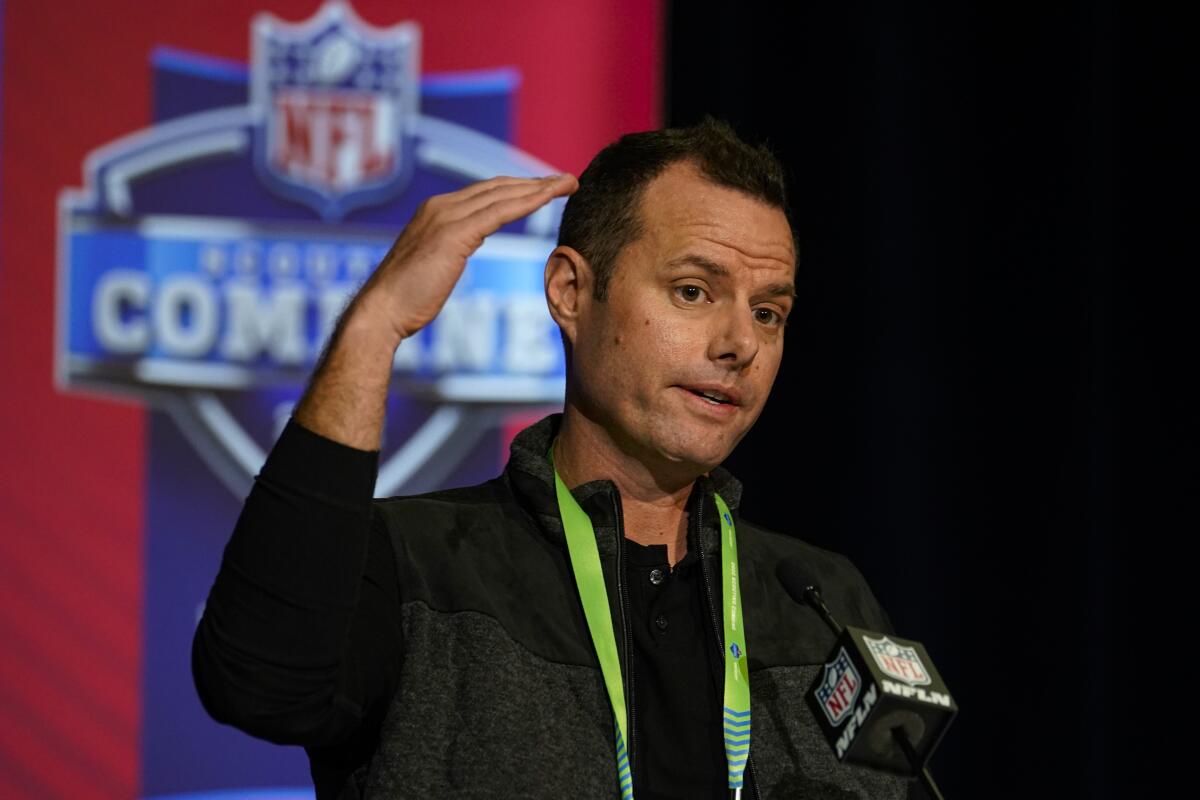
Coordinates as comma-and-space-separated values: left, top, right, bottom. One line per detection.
653, 437, 735, 475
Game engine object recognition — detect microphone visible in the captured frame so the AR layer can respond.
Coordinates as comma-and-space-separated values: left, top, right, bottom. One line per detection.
776, 558, 844, 634
776, 558, 956, 799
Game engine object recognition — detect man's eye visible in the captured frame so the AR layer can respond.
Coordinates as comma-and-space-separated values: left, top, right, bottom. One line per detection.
755, 308, 785, 327
675, 285, 706, 302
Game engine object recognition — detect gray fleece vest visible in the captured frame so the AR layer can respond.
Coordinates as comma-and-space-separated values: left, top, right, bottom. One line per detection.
346, 414, 912, 799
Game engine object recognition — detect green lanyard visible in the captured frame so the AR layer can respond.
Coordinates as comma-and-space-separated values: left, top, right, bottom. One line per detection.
550, 445, 751, 798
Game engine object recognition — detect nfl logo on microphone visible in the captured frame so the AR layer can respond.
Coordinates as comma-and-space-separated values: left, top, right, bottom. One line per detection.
815, 647, 861, 727
864, 634, 932, 687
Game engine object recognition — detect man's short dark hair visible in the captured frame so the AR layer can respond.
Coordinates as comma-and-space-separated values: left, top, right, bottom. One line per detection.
557, 116, 795, 302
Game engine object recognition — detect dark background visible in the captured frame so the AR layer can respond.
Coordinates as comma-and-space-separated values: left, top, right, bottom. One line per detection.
668, 2, 1190, 797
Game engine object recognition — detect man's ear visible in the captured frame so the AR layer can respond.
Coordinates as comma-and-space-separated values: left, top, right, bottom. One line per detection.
544, 245, 592, 348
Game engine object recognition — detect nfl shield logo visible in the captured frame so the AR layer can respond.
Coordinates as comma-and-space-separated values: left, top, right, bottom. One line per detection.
863, 635, 931, 687
251, 1, 419, 219
815, 647, 861, 727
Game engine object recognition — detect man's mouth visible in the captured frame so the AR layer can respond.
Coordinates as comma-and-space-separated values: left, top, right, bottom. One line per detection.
679, 386, 740, 406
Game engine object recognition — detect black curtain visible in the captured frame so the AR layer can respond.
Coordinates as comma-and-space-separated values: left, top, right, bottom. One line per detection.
667, 3, 1189, 797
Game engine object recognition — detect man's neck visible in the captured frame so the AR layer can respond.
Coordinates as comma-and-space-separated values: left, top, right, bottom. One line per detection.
552, 405, 700, 566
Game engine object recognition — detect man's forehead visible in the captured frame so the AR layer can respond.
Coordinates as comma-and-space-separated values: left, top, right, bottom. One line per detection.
637, 163, 796, 267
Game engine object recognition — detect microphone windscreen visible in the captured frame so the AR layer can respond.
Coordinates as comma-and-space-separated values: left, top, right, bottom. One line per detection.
776, 557, 821, 606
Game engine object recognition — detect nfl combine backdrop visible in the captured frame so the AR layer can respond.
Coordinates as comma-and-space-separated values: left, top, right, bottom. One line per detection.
0, 2, 661, 798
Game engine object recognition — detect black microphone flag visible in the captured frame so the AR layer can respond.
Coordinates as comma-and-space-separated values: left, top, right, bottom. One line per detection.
807, 626, 957, 772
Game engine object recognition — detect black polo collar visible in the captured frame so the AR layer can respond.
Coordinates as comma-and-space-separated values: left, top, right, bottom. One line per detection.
503, 412, 744, 556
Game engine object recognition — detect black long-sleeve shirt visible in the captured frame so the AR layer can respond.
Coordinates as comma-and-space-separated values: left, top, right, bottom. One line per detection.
194, 419, 733, 798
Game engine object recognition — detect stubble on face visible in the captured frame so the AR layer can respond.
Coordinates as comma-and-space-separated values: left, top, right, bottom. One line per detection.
567, 160, 797, 483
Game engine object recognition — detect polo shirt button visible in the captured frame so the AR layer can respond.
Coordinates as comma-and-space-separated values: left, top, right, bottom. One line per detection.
655, 613, 669, 631
649, 568, 665, 585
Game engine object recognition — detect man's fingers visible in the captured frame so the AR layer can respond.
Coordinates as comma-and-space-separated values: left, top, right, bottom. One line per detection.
436, 177, 576, 236
443, 174, 573, 211
440, 175, 539, 205
457, 183, 576, 237
441, 173, 576, 219
388, 174, 575, 261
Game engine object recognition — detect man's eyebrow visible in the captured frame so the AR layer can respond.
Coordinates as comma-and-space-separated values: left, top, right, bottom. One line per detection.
665, 254, 730, 278
665, 254, 797, 299
763, 282, 798, 299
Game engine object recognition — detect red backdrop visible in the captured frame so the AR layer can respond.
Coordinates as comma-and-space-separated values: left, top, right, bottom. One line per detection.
0, 1, 660, 796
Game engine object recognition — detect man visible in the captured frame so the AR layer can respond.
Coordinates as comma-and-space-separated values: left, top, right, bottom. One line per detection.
193, 118, 911, 799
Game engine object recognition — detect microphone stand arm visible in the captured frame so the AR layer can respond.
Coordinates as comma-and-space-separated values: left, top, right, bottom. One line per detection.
891, 727, 945, 800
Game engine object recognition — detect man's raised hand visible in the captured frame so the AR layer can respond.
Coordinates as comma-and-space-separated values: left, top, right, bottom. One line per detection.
293, 173, 577, 450
351, 173, 579, 347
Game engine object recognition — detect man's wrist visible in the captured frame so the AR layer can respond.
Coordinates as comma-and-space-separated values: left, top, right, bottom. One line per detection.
336, 297, 407, 357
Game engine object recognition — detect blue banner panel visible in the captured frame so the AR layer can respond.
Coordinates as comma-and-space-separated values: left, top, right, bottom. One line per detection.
54, 3, 573, 796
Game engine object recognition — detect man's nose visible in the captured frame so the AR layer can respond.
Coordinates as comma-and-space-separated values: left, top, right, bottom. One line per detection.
708, 303, 758, 369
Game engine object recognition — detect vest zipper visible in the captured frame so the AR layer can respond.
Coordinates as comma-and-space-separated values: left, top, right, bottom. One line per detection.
694, 493, 763, 800
611, 493, 638, 786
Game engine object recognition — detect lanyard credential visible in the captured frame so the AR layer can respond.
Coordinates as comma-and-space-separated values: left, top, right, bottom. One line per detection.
550, 444, 751, 799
